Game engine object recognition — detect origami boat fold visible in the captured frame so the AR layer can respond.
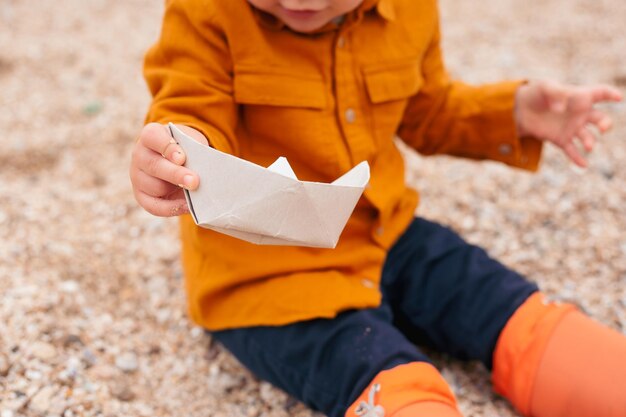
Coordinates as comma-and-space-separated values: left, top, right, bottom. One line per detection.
169, 123, 370, 248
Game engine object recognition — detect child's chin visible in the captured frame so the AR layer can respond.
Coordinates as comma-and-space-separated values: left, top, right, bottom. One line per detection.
282, 18, 328, 33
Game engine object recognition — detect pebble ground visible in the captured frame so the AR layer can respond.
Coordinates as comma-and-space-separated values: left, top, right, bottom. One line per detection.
1, 0, 625, 416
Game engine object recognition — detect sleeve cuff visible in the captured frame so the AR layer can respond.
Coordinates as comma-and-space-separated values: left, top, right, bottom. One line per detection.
483, 80, 543, 172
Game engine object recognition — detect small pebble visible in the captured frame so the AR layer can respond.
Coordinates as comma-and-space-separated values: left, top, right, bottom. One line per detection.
60, 280, 79, 293
25, 369, 43, 380
114, 352, 138, 373
29, 386, 57, 414
62, 334, 84, 347
0, 353, 10, 376
82, 349, 97, 367
82, 100, 104, 116
110, 383, 136, 402
31, 341, 57, 361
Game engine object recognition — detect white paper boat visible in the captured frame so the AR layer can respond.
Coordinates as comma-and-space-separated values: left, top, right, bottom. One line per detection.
169, 123, 370, 248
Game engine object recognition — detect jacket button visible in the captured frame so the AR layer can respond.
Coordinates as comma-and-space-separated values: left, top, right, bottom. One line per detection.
361, 279, 375, 288
337, 36, 345, 48
345, 108, 356, 123
499, 143, 513, 155
376, 226, 384, 236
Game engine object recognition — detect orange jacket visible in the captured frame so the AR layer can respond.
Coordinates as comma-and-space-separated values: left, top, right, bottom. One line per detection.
143, 0, 543, 330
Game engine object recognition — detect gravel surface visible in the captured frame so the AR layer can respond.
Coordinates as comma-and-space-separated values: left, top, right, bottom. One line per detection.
1, 1, 625, 416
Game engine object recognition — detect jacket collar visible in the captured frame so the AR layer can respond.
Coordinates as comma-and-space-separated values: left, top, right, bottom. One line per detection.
375, 0, 396, 21
360, 0, 395, 22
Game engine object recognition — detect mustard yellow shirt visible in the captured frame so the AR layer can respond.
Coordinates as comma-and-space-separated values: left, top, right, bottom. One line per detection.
143, 0, 542, 330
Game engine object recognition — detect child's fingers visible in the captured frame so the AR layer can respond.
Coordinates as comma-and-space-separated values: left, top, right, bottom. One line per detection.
589, 85, 623, 103
140, 123, 187, 166
156, 135, 187, 166
562, 142, 588, 168
131, 169, 181, 198
135, 146, 199, 190
587, 109, 613, 132
162, 143, 186, 165
576, 127, 596, 152
134, 190, 189, 217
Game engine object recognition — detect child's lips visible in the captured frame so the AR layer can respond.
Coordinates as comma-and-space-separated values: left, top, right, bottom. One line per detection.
281, 7, 322, 20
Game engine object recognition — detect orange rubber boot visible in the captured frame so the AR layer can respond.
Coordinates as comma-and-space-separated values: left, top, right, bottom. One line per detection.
493, 292, 626, 417
529, 310, 626, 417
393, 401, 463, 417
345, 362, 462, 417
492, 292, 576, 415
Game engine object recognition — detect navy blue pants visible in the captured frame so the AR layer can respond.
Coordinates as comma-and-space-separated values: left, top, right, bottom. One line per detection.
211, 218, 538, 417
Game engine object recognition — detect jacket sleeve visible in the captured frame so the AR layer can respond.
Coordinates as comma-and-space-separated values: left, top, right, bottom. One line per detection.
397, 14, 542, 171
143, 0, 238, 155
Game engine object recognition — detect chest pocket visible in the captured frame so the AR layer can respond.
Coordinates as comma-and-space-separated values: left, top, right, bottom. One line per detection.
232, 64, 335, 169
362, 60, 423, 138
234, 64, 327, 109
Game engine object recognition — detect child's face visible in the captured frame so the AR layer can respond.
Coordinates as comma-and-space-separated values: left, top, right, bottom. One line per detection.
248, 0, 364, 33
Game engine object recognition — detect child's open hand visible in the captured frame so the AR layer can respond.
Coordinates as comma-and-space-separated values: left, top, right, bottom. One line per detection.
129, 123, 208, 217
515, 80, 623, 167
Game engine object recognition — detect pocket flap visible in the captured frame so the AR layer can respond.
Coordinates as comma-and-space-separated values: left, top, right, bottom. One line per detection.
363, 60, 423, 103
234, 65, 327, 109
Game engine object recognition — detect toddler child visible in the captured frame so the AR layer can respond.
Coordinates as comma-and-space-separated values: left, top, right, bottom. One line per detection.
129, 0, 626, 416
